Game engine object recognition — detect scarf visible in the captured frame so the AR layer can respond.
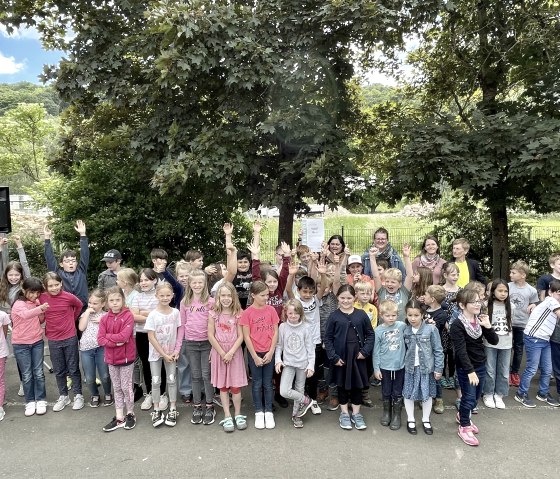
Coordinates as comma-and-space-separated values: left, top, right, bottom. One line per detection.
376, 243, 396, 261
418, 254, 441, 270
458, 312, 482, 339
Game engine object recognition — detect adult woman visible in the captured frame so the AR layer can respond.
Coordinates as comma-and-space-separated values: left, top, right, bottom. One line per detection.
412, 236, 446, 285
323, 235, 349, 285
362, 228, 406, 279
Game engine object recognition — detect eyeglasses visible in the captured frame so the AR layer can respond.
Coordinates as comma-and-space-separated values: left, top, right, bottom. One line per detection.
62, 259, 77, 264
468, 301, 483, 306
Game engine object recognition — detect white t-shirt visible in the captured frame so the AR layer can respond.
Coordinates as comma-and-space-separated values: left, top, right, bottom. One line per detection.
484, 302, 512, 349
295, 293, 322, 345
0, 311, 10, 358
524, 297, 560, 341
144, 309, 181, 361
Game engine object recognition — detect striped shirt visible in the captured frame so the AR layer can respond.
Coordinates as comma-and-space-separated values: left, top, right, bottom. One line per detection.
524, 297, 560, 341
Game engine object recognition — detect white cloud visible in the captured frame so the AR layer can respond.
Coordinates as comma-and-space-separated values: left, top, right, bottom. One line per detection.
0, 24, 41, 40
0, 51, 25, 74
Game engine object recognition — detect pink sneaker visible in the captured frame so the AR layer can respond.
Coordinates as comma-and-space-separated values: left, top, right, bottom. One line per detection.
458, 425, 479, 446
455, 411, 479, 434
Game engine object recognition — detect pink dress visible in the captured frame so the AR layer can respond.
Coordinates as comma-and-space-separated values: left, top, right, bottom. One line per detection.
210, 311, 248, 389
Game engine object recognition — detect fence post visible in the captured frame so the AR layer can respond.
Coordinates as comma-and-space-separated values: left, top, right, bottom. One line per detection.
341, 225, 344, 240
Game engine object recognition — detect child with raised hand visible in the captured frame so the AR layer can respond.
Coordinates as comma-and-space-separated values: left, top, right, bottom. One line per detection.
411, 266, 433, 308
10, 277, 49, 417
450, 289, 498, 446
78, 289, 113, 408
369, 244, 414, 322
402, 299, 444, 436
325, 285, 375, 431
240, 280, 280, 429
43, 221, 89, 309
481, 280, 513, 410
276, 299, 315, 428
176, 269, 216, 425
0, 235, 31, 314
39, 272, 84, 412
145, 283, 181, 428
98, 287, 137, 432
373, 300, 406, 430
223, 223, 252, 309
208, 281, 248, 432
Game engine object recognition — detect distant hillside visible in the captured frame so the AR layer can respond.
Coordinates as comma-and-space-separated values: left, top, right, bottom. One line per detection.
0, 82, 63, 116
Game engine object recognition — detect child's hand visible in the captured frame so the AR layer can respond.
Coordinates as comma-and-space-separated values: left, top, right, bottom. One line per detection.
253, 355, 265, 367
223, 223, 233, 236
310, 252, 319, 262
39, 303, 49, 312
275, 362, 283, 374
306, 369, 314, 378
332, 254, 340, 264
223, 351, 233, 363
418, 295, 425, 304
402, 243, 411, 258
74, 220, 86, 236
344, 246, 351, 255
0, 237, 7, 247
374, 371, 382, 380
164, 353, 174, 363
434, 372, 442, 380
317, 256, 327, 275
171, 352, 179, 361
280, 241, 291, 257
335, 359, 345, 366
527, 304, 536, 314
252, 221, 262, 234
43, 225, 51, 240
246, 240, 259, 256
204, 265, 217, 275
468, 371, 479, 386
288, 262, 299, 276
12, 234, 23, 248
369, 246, 379, 256
478, 314, 491, 329
353, 272, 361, 282
262, 350, 274, 364
356, 352, 365, 360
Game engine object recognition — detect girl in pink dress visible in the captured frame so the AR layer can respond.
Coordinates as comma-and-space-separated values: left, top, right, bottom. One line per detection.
208, 281, 247, 433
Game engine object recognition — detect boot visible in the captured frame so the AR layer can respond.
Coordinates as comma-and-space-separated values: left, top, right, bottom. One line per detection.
390, 397, 403, 430
380, 399, 392, 426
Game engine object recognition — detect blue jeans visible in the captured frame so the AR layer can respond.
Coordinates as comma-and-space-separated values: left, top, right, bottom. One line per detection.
248, 352, 274, 413
549, 341, 560, 395
483, 346, 510, 397
456, 365, 486, 427
49, 336, 82, 396
518, 335, 552, 397
13, 340, 46, 403
80, 347, 111, 397
177, 340, 192, 396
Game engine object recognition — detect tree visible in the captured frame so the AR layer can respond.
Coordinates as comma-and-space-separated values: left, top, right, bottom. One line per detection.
0, 82, 62, 115
375, 0, 560, 278
1, 0, 441, 244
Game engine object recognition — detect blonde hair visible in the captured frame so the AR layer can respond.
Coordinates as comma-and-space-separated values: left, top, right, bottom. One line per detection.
156, 282, 174, 294
354, 281, 373, 295
282, 299, 305, 323
452, 238, 470, 251
383, 268, 402, 283
379, 300, 398, 316
175, 261, 193, 276
426, 285, 446, 304
182, 269, 210, 306
89, 288, 106, 303
510, 260, 530, 277
213, 281, 242, 316
117, 268, 138, 288
464, 281, 486, 298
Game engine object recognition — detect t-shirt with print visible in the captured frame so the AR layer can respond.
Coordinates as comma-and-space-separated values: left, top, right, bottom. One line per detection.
233, 271, 252, 309
145, 308, 181, 361
524, 296, 560, 341
294, 293, 322, 345
377, 286, 410, 322
484, 302, 512, 349
0, 311, 10, 358
79, 311, 104, 351
508, 282, 538, 328
240, 305, 280, 353
354, 302, 378, 328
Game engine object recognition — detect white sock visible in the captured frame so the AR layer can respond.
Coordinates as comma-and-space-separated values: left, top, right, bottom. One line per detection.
422, 398, 433, 423
404, 398, 415, 422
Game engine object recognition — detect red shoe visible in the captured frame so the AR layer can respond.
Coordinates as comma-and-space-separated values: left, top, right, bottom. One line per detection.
509, 373, 520, 387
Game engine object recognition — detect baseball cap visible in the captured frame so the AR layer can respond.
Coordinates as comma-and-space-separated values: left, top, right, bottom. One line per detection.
347, 255, 362, 266
101, 249, 122, 262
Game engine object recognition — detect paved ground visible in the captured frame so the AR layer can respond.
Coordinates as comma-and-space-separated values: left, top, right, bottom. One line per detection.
0, 355, 558, 479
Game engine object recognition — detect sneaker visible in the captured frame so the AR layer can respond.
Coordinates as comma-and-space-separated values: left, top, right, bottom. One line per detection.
212, 394, 223, 408
514, 393, 536, 408
482, 394, 495, 409
454, 399, 461, 411
472, 405, 479, 414
165, 409, 179, 427
219, 416, 235, 432
458, 425, 479, 446
310, 400, 322, 415
151, 410, 165, 428
296, 395, 313, 418
90, 396, 100, 408
0, 407, 5, 421
494, 395, 506, 409
327, 396, 339, 411
264, 411, 275, 429
18, 384, 24, 397
191, 405, 204, 424
316, 389, 329, 404
292, 415, 304, 428
361, 395, 374, 408
182, 394, 193, 404
370, 378, 381, 387
203, 405, 216, 425
124, 413, 136, 430
53, 395, 71, 412
455, 411, 479, 434
339, 412, 352, 430
25, 402, 36, 417
433, 398, 444, 414
275, 393, 289, 408
141, 393, 153, 411
255, 411, 265, 429
159, 393, 169, 411
234, 414, 247, 430
36, 401, 47, 415
72, 394, 85, 410
351, 413, 367, 430
536, 393, 560, 407
103, 395, 114, 407
103, 416, 125, 432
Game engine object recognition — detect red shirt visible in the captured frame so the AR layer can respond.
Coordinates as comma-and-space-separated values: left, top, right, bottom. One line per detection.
240, 305, 279, 353
39, 291, 82, 341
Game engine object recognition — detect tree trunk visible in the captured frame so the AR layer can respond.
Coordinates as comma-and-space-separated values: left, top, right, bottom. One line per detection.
278, 201, 295, 247
489, 199, 509, 280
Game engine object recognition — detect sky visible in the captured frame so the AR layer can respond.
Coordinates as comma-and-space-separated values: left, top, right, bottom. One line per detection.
0, 25, 64, 84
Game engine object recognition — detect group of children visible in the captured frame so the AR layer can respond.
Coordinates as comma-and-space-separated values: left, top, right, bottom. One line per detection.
0, 223, 559, 448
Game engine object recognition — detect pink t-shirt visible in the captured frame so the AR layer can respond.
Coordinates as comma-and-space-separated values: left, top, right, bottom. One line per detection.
179, 297, 215, 342
0, 311, 10, 358
10, 300, 45, 345
239, 305, 279, 353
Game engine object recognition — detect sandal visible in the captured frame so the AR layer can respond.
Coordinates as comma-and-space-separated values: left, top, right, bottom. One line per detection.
234, 415, 247, 430
219, 416, 235, 433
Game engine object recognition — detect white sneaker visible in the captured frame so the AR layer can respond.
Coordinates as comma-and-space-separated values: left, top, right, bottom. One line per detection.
53, 395, 71, 412
25, 402, 36, 417
0, 406, 5, 421
72, 394, 85, 410
18, 384, 24, 397
159, 393, 169, 411
264, 411, 275, 429
310, 400, 322, 415
141, 393, 153, 411
254, 411, 265, 429
494, 394, 506, 409
482, 394, 495, 409
36, 401, 48, 415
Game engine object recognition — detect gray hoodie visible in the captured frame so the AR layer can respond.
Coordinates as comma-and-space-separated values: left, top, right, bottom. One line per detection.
275, 321, 315, 371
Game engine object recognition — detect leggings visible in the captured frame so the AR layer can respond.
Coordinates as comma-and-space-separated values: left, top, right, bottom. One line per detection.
304, 344, 323, 400
108, 363, 134, 412
338, 387, 362, 406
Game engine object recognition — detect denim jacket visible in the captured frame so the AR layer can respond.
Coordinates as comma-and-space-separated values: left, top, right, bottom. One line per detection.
403, 322, 444, 375
362, 244, 406, 280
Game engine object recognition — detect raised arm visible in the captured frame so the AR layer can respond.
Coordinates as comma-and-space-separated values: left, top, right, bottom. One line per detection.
402, 244, 414, 291
247, 239, 261, 281
75, 220, 89, 274
43, 225, 58, 272
277, 242, 291, 294
316, 256, 328, 298
368, 247, 382, 291
286, 261, 299, 299
223, 223, 237, 282
13, 235, 31, 278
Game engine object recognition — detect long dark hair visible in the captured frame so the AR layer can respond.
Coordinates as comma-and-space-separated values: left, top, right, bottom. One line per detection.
488, 279, 512, 331
17, 277, 44, 301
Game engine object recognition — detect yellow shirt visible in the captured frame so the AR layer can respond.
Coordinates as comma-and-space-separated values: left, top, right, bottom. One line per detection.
354, 302, 378, 328
456, 260, 470, 288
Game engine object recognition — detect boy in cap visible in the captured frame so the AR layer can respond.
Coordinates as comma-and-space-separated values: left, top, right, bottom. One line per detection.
98, 249, 122, 291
